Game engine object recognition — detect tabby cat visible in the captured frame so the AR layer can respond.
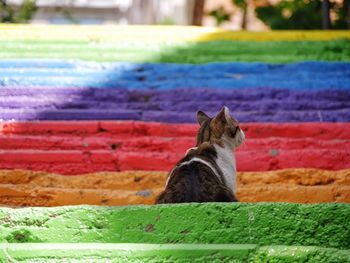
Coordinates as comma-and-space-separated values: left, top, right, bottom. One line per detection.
155, 106, 245, 204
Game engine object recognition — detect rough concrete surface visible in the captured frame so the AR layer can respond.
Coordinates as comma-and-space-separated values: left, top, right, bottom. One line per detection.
1, 121, 349, 174
0, 203, 349, 249
2, 26, 349, 42
0, 169, 349, 206
2, 40, 350, 63
1, 62, 350, 90
0, 243, 349, 262
1, 86, 350, 122
0, 26, 349, 262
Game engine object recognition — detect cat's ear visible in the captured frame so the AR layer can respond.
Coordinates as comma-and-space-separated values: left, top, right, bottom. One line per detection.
197, 111, 210, 125
214, 106, 230, 123
215, 106, 238, 124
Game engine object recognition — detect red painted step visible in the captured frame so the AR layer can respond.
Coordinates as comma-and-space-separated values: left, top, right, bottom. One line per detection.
0, 121, 349, 174
1, 121, 350, 139
0, 149, 349, 174
0, 135, 349, 152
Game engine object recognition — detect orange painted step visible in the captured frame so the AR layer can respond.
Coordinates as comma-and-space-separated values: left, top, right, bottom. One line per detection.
0, 169, 349, 206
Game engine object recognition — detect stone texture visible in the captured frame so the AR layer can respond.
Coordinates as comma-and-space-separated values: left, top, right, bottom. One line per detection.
0, 243, 349, 262
1, 121, 349, 174
0, 169, 349, 206
1, 62, 349, 122
1, 62, 349, 90
1, 38, 349, 63
2, 26, 349, 42
0, 203, 349, 249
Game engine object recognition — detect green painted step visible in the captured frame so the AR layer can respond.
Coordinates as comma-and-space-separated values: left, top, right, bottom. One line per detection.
1, 40, 349, 63
0, 243, 349, 262
0, 203, 349, 249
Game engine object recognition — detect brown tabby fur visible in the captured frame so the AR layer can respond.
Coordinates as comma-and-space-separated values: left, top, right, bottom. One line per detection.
155, 107, 243, 204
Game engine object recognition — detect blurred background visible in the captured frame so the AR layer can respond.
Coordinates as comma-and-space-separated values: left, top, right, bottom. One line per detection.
1, 0, 349, 30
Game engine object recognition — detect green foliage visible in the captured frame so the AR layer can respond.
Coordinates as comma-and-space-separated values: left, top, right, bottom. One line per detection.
209, 0, 349, 29
255, 0, 323, 29
208, 6, 231, 26
0, 0, 14, 22
209, 1, 248, 27
255, 0, 349, 30
233, 0, 247, 9
333, 0, 349, 29
0, 0, 37, 23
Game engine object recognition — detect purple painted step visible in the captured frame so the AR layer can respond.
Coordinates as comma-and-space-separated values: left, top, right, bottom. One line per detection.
1, 87, 349, 122
1, 98, 349, 111
0, 109, 348, 122
0, 109, 141, 121
142, 109, 349, 123
2, 87, 349, 101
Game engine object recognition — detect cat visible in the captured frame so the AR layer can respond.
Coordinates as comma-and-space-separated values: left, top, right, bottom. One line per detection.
155, 106, 245, 204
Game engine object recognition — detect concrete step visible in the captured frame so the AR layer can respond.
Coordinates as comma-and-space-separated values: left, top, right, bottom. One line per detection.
3, 135, 349, 151
3, 121, 348, 139
1, 26, 348, 42
0, 243, 349, 262
1, 149, 349, 174
1, 121, 349, 174
0, 39, 349, 63
2, 108, 349, 122
0, 169, 349, 206
0, 203, 349, 249
1, 62, 349, 90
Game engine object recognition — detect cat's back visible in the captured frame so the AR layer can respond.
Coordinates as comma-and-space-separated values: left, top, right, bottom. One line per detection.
155, 152, 236, 204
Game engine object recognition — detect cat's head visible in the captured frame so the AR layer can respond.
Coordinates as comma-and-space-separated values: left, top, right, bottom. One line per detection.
196, 106, 245, 149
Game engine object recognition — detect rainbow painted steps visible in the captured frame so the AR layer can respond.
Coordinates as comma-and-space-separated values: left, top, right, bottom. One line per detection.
0, 25, 349, 262
0, 203, 349, 261
2, 61, 349, 123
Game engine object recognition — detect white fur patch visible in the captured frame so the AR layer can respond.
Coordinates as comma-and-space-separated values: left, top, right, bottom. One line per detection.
213, 129, 245, 193
223, 106, 231, 123
234, 129, 245, 148
214, 143, 237, 193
